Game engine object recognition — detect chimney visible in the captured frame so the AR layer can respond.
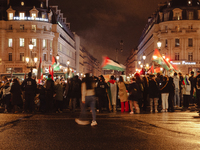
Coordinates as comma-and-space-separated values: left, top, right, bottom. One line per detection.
46, 0, 49, 7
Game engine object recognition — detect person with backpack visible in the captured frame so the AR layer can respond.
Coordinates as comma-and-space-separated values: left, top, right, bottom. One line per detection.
44, 74, 54, 113
69, 75, 81, 112
195, 71, 200, 108
21, 72, 37, 113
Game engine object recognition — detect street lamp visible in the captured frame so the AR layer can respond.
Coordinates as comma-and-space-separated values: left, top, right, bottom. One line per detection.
157, 40, 162, 51
26, 41, 37, 73
56, 54, 59, 61
67, 60, 70, 76
29, 41, 34, 50
138, 61, 141, 65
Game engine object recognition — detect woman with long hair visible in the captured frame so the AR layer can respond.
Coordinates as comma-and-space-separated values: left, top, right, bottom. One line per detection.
118, 76, 129, 112
75, 73, 97, 126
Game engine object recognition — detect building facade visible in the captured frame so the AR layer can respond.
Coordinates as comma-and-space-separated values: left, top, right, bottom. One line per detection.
137, 0, 200, 75
0, 0, 101, 78
125, 49, 138, 76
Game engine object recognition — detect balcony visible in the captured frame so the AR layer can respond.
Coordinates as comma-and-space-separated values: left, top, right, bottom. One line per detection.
6, 29, 54, 35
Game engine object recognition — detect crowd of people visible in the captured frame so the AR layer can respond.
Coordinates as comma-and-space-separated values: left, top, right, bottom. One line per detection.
0, 70, 200, 126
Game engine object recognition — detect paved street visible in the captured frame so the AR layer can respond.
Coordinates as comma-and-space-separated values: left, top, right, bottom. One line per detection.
0, 111, 200, 150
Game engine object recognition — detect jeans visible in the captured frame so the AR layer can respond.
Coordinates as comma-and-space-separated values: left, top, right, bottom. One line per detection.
149, 98, 158, 111
80, 96, 96, 121
162, 93, 169, 110
174, 88, 180, 107
69, 97, 80, 112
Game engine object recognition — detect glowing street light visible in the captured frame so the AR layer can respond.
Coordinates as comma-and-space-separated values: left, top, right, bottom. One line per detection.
157, 40, 162, 50
138, 61, 141, 65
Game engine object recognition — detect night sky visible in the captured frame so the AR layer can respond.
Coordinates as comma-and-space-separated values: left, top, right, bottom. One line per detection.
49, 0, 166, 64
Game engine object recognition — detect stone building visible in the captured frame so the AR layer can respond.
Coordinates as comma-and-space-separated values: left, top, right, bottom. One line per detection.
137, 0, 200, 75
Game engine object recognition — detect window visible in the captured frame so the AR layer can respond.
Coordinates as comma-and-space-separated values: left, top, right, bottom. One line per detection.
8, 13, 13, 20
43, 39, 46, 48
8, 39, 12, 47
188, 38, 193, 47
32, 13, 36, 20
43, 26, 47, 31
32, 25, 36, 31
188, 11, 194, 20
32, 39, 37, 47
21, 1, 24, 6
9, 25, 12, 30
175, 38, 180, 47
20, 53, 24, 61
41, 3, 43, 8
50, 54, 52, 61
9, 53, 12, 61
60, 44, 62, 52
164, 12, 169, 21
42, 14, 46, 19
20, 38, 24, 47
175, 12, 181, 20
19, 13, 25, 20
20, 25, 24, 30
43, 54, 46, 61
165, 39, 168, 47
50, 41, 52, 48
175, 53, 179, 60
188, 52, 193, 61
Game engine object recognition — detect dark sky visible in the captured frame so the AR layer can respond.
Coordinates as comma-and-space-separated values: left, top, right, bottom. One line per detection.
49, 0, 167, 64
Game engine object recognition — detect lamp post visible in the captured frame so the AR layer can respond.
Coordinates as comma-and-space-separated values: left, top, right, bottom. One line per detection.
67, 60, 70, 76
56, 54, 59, 62
26, 41, 37, 73
157, 40, 162, 51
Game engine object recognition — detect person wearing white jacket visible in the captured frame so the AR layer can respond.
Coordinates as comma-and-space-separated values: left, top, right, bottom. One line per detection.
182, 75, 191, 110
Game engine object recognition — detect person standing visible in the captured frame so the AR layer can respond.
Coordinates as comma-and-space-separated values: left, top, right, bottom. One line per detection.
2, 76, 11, 113
107, 76, 117, 112
149, 74, 159, 113
21, 72, 37, 113
118, 76, 129, 113
182, 75, 191, 110
135, 73, 144, 111
189, 71, 195, 104
173, 72, 180, 108
168, 77, 175, 112
54, 79, 64, 113
44, 74, 55, 113
75, 73, 97, 126
96, 75, 109, 113
160, 76, 170, 112
10, 78, 23, 113
142, 76, 149, 111
195, 71, 200, 109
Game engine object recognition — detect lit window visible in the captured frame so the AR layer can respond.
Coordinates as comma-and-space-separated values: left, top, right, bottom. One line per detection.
188, 38, 193, 47
20, 25, 24, 30
8, 39, 12, 47
188, 52, 193, 61
21, 2, 24, 6
9, 53, 12, 61
20, 53, 24, 61
8, 13, 13, 20
41, 3, 43, 8
42, 14, 46, 19
175, 38, 180, 47
19, 13, 25, 20
175, 53, 179, 60
32, 13, 36, 19
32, 25, 36, 31
188, 11, 194, 20
43, 39, 46, 48
20, 38, 24, 47
32, 39, 37, 47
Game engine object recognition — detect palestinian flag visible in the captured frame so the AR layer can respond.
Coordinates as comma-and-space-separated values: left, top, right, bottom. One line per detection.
101, 56, 125, 71
52, 56, 60, 71
182, 77, 189, 85
37, 58, 43, 80
49, 65, 54, 80
152, 49, 174, 71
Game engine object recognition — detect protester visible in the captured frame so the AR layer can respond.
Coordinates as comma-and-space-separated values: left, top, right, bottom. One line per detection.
2, 76, 11, 113
182, 75, 191, 110
179, 72, 184, 107
10, 78, 23, 113
54, 79, 64, 113
173, 72, 180, 108
75, 73, 97, 126
149, 74, 159, 113
118, 76, 129, 113
37, 84, 46, 113
168, 77, 175, 112
189, 71, 195, 104
96, 75, 109, 113
142, 76, 149, 111
21, 72, 37, 113
128, 77, 139, 114
107, 76, 117, 112
160, 76, 170, 112
135, 73, 144, 111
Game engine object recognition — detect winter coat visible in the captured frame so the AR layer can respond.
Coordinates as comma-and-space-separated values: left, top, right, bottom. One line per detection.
107, 80, 117, 105
182, 84, 191, 95
118, 82, 128, 102
136, 80, 144, 99
10, 82, 23, 105
70, 78, 81, 98
168, 77, 175, 96
54, 84, 63, 101
97, 80, 108, 97
149, 79, 159, 98
128, 81, 139, 101
160, 80, 170, 94
173, 76, 179, 89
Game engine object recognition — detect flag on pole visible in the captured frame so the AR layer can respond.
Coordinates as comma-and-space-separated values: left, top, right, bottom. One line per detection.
49, 65, 54, 80
101, 56, 125, 71
52, 56, 60, 71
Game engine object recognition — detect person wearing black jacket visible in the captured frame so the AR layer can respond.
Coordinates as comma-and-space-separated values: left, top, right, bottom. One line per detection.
168, 77, 175, 112
160, 76, 170, 112
97, 75, 109, 113
149, 74, 159, 113
189, 71, 195, 104
194, 71, 200, 108
135, 73, 143, 111
21, 72, 37, 113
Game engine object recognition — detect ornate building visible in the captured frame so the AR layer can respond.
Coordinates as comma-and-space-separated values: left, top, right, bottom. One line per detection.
137, 0, 200, 75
